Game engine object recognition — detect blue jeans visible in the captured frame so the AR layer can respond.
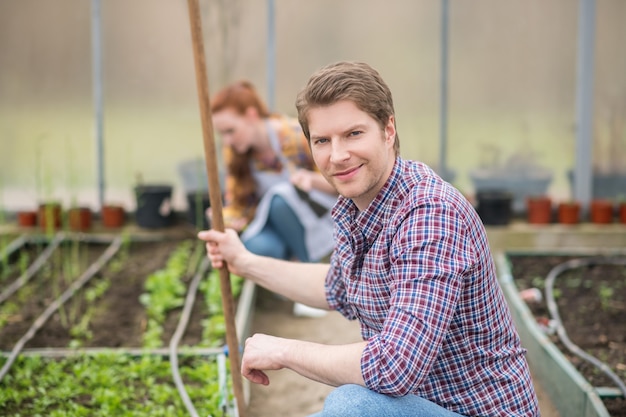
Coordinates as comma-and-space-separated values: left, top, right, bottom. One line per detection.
243, 195, 310, 262
308, 385, 467, 417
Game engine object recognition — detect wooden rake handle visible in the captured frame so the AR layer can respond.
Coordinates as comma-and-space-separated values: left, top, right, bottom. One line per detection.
185, 1, 246, 415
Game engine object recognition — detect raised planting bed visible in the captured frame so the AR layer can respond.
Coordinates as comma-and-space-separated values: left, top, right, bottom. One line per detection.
0, 232, 255, 416
496, 251, 626, 417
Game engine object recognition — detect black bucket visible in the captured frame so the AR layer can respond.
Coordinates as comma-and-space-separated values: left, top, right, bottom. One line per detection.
476, 190, 513, 226
135, 185, 174, 228
186, 191, 211, 230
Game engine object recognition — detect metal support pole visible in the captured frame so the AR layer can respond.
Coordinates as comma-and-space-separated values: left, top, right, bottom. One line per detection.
438, 0, 450, 182
574, 0, 596, 211
266, 0, 276, 111
91, 0, 105, 210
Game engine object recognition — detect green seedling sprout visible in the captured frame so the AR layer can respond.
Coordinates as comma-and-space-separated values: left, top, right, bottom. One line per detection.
530, 275, 544, 289
598, 282, 614, 311
140, 240, 192, 348
68, 277, 111, 348
0, 354, 225, 415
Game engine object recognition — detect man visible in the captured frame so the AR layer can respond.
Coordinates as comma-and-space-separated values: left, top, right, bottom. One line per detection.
198, 61, 539, 416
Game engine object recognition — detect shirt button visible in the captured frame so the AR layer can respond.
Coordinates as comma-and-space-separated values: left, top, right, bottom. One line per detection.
350, 275, 357, 281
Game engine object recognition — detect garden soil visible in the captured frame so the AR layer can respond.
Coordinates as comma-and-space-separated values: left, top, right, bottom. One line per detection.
0, 238, 206, 350
510, 255, 626, 417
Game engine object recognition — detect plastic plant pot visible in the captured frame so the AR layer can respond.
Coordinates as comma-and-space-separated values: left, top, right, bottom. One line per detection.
186, 192, 211, 230
557, 201, 581, 225
526, 195, 552, 225
589, 199, 614, 224
68, 207, 93, 231
102, 204, 126, 228
476, 190, 513, 226
38, 202, 62, 231
17, 210, 37, 227
134, 185, 174, 229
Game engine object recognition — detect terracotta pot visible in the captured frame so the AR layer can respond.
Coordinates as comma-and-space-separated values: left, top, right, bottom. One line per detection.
589, 199, 614, 224
17, 210, 38, 227
38, 202, 62, 231
102, 204, 126, 228
526, 195, 552, 224
68, 207, 93, 231
619, 202, 626, 224
557, 201, 580, 225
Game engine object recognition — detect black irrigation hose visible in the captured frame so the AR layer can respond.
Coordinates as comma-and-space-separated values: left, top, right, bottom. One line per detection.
0, 236, 123, 382
544, 256, 626, 398
0, 232, 65, 305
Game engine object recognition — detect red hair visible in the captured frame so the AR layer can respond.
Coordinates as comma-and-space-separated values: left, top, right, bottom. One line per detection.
211, 81, 271, 216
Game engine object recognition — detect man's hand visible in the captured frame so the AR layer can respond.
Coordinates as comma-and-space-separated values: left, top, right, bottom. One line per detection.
197, 228, 247, 275
241, 333, 287, 385
241, 333, 368, 388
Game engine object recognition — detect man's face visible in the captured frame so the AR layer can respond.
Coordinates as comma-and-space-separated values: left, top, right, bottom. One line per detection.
307, 100, 396, 211
213, 108, 256, 154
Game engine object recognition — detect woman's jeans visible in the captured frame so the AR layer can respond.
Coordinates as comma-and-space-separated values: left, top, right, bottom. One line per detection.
308, 385, 467, 417
244, 195, 310, 262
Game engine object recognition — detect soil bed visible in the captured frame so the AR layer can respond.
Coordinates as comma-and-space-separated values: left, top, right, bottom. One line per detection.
509, 254, 626, 416
0, 236, 210, 351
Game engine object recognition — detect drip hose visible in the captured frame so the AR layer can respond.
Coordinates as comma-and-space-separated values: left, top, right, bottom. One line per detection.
545, 256, 626, 397
0, 234, 29, 264
0, 232, 65, 305
168, 256, 210, 417
0, 236, 123, 382
217, 352, 236, 417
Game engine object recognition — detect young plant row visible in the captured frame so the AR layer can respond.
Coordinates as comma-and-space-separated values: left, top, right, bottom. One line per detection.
0, 353, 226, 416
139, 240, 193, 349
0, 238, 245, 416
0, 250, 32, 331
0, 235, 133, 349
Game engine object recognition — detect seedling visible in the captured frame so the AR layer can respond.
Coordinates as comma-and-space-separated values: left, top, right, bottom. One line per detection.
0, 354, 226, 415
140, 241, 192, 348
598, 282, 614, 311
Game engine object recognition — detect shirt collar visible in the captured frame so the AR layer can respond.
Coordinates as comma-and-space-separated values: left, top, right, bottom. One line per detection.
333, 157, 405, 246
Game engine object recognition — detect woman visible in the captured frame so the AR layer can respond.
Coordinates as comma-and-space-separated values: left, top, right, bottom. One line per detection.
210, 81, 337, 264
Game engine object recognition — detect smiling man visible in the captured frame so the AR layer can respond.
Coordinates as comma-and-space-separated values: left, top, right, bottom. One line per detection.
198, 61, 539, 417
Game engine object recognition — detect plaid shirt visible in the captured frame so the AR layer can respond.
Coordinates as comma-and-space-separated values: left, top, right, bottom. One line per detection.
326, 158, 539, 416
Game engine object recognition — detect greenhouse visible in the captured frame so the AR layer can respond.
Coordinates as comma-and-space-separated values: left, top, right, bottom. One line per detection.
1, 1, 625, 416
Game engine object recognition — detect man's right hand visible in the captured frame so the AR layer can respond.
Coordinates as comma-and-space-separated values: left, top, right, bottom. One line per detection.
197, 228, 247, 276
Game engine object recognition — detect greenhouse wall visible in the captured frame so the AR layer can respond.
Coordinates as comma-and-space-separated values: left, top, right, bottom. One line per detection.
1, 1, 624, 214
